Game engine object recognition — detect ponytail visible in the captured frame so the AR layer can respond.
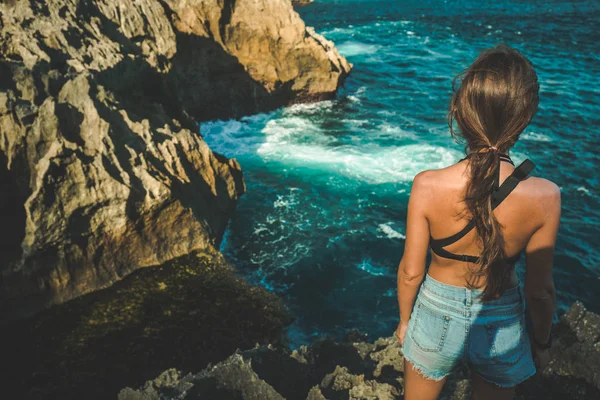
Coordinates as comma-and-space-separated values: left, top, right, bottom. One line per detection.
463, 149, 510, 300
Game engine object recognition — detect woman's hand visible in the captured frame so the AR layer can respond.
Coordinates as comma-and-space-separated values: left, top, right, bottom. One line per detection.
395, 320, 409, 345
532, 345, 551, 370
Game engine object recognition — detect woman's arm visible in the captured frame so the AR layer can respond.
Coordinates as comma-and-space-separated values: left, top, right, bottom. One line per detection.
396, 171, 432, 342
524, 181, 561, 348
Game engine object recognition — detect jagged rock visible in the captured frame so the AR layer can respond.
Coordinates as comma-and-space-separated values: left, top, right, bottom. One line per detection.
516, 301, 600, 399
191, 353, 285, 400
118, 368, 195, 400
348, 380, 400, 400
291, 345, 310, 364
121, 302, 600, 400
119, 354, 285, 400
303, 336, 375, 379
320, 365, 364, 392
369, 337, 403, 378
165, 0, 352, 121
306, 386, 327, 400
0, 0, 351, 319
552, 300, 600, 381
234, 343, 318, 400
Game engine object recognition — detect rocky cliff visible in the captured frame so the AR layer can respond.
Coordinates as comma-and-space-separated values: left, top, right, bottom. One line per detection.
0, 0, 351, 319
119, 301, 600, 400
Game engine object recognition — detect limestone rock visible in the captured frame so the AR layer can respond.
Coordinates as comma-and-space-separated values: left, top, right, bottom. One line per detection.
348, 380, 399, 400
121, 302, 600, 400
0, 0, 351, 319
306, 386, 327, 400
517, 300, 600, 399
118, 368, 194, 400
119, 354, 285, 400
320, 365, 364, 392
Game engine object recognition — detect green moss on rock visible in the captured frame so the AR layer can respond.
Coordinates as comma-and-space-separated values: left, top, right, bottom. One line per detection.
1, 249, 293, 399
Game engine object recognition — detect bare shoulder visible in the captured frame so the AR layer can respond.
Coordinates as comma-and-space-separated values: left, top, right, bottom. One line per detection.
410, 169, 439, 199
519, 176, 562, 222
520, 176, 561, 203
412, 159, 468, 199
409, 168, 456, 214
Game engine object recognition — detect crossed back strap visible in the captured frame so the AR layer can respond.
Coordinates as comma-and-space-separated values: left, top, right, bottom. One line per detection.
429, 159, 536, 263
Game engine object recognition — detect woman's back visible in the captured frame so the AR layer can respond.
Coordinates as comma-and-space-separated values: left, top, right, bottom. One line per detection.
418, 155, 560, 289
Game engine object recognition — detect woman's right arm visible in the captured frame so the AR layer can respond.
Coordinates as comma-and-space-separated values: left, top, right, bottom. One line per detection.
524, 180, 561, 350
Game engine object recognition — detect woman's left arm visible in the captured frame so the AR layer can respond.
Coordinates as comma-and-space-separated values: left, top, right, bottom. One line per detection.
395, 171, 432, 344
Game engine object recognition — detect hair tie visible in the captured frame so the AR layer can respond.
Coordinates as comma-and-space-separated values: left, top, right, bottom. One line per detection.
488, 146, 498, 152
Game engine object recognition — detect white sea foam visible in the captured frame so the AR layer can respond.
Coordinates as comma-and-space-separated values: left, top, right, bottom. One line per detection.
378, 223, 406, 240
283, 100, 335, 116
356, 259, 391, 277
203, 115, 462, 184
378, 110, 398, 117
347, 86, 367, 103
577, 186, 591, 195
201, 101, 465, 185
423, 47, 453, 59
521, 131, 553, 142
343, 118, 369, 126
321, 27, 356, 36
200, 114, 272, 156
336, 41, 381, 57
257, 136, 461, 184
378, 122, 418, 139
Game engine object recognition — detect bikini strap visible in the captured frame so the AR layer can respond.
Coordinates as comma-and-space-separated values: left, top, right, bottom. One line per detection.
430, 158, 535, 248
491, 159, 535, 207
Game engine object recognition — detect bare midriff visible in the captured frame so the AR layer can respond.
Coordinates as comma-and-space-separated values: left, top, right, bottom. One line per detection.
427, 257, 520, 292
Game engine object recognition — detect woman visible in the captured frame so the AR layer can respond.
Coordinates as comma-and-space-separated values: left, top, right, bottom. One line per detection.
395, 44, 560, 400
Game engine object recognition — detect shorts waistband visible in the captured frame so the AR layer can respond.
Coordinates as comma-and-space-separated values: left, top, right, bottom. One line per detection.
421, 273, 522, 305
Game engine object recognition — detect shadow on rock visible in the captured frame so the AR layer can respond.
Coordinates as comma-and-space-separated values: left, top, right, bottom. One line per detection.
0, 250, 293, 400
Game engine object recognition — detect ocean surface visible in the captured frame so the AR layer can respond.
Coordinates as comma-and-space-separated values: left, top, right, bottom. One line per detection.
201, 0, 600, 348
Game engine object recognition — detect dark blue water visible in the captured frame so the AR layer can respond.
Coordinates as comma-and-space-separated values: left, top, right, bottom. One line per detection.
201, 0, 600, 348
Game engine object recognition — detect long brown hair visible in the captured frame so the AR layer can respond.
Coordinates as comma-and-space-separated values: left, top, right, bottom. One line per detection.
448, 44, 540, 300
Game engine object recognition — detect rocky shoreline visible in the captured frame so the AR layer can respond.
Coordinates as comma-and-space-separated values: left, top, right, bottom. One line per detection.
0, 0, 351, 320
119, 301, 600, 400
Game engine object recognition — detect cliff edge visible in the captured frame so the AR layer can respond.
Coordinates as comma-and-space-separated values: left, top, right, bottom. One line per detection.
119, 301, 600, 400
0, 0, 351, 319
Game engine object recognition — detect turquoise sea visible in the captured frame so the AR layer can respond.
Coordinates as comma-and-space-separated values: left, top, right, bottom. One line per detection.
201, 0, 600, 348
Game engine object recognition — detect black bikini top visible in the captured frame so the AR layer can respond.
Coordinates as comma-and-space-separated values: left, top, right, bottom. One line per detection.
429, 153, 535, 264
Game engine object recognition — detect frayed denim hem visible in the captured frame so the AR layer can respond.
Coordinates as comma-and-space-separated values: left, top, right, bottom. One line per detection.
402, 351, 450, 382
473, 367, 537, 388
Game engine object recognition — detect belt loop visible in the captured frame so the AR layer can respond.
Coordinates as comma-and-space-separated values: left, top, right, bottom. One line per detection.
465, 288, 472, 307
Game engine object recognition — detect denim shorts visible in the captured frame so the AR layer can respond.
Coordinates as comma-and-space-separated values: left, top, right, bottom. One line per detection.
401, 273, 536, 387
